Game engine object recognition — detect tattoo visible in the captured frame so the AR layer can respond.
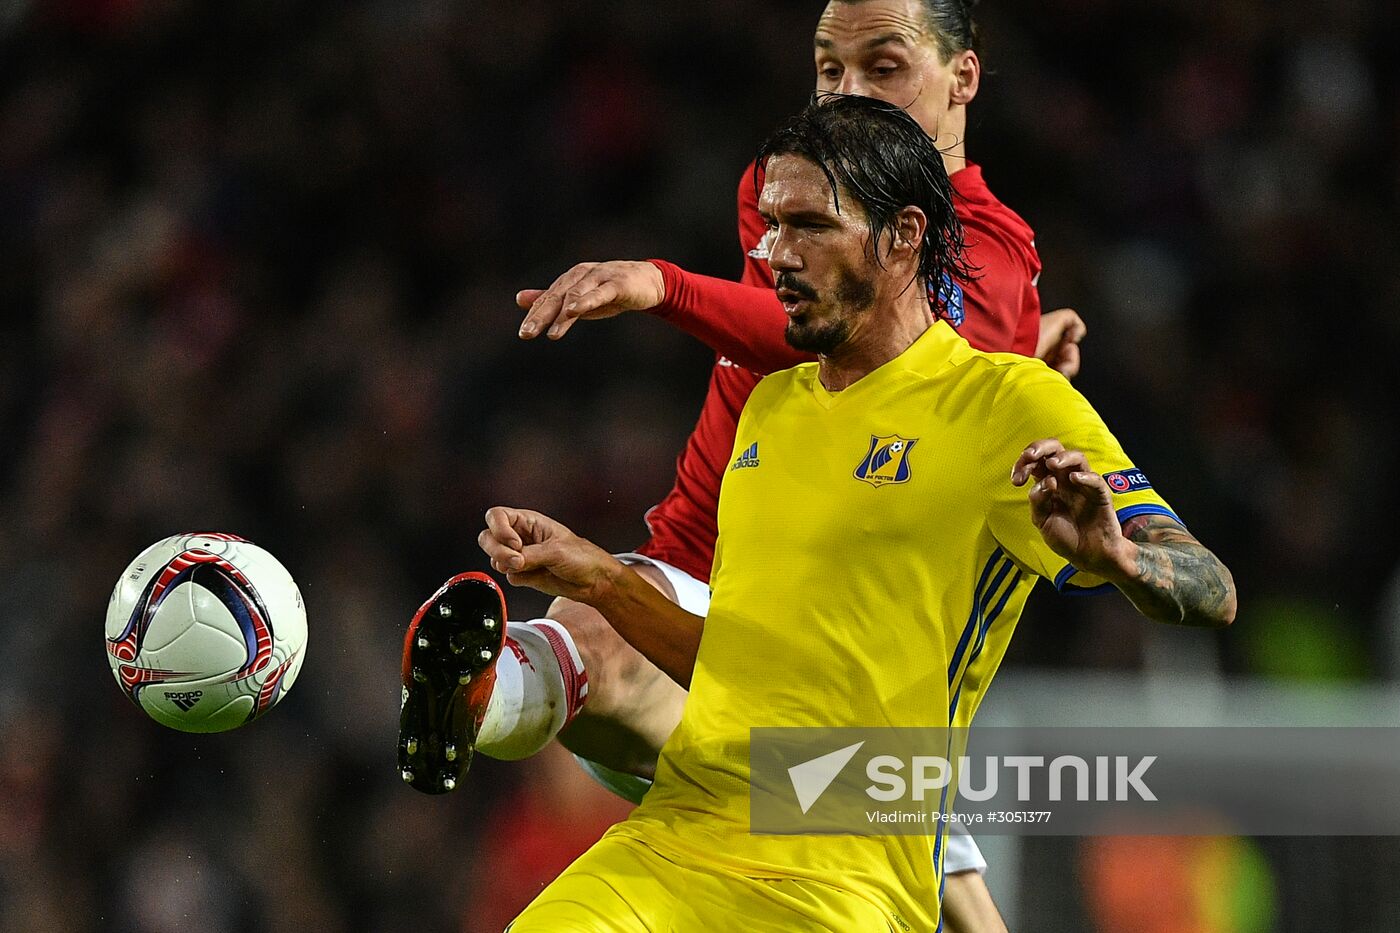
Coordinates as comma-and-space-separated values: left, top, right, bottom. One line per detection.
1119, 515, 1236, 627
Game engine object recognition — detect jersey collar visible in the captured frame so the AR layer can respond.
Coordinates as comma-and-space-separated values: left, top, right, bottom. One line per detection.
804, 320, 965, 408
949, 162, 990, 204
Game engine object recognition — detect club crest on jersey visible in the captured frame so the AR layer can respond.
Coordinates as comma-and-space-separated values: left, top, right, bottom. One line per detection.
931, 271, 965, 328
854, 434, 919, 488
1104, 468, 1152, 494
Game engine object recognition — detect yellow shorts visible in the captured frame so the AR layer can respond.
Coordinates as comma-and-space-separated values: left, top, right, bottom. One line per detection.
505, 832, 898, 932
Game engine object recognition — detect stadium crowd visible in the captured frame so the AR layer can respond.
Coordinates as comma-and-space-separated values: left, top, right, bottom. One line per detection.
0, 0, 1396, 930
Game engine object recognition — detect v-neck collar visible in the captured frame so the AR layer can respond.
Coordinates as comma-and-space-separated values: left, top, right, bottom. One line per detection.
801, 321, 963, 410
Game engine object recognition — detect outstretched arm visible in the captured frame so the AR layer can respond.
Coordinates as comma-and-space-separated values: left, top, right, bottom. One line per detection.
515, 259, 807, 374
477, 506, 705, 686
516, 262, 1088, 378
1011, 440, 1236, 627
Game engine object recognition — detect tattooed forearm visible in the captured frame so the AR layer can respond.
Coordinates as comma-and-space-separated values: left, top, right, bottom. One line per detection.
1113, 515, 1237, 627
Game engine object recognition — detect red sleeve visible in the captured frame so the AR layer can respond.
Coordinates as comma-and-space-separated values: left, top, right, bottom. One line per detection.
646, 259, 810, 375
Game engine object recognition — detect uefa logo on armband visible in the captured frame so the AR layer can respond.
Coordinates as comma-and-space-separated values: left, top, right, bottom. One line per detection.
1104, 469, 1152, 494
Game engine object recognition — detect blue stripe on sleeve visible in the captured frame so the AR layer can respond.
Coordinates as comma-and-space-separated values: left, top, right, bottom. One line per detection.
1115, 503, 1184, 527
1051, 503, 1186, 594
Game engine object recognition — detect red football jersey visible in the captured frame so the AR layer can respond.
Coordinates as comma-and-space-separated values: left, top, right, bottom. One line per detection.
635, 160, 1043, 583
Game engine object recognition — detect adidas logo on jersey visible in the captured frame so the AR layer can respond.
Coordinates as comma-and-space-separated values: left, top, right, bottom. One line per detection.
164, 690, 204, 712
731, 442, 760, 471
748, 230, 775, 260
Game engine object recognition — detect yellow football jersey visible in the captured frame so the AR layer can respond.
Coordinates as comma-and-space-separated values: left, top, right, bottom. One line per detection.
609, 321, 1177, 931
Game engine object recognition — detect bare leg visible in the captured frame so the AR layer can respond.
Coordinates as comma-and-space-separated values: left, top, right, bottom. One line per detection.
941, 871, 1009, 933
547, 563, 688, 781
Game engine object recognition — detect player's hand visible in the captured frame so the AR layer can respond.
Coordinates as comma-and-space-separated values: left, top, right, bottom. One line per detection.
1011, 439, 1132, 578
477, 506, 625, 604
516, 261, 666, 341
1035, 308, 1087, 379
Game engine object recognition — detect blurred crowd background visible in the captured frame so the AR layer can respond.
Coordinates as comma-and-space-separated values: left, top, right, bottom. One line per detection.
1, 0, 1397, 930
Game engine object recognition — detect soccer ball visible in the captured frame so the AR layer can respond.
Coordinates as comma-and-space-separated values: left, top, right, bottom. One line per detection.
105, 533, 308, 733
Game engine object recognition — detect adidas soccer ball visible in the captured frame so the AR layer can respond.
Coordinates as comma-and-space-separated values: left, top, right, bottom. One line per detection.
105, 533, 308, 733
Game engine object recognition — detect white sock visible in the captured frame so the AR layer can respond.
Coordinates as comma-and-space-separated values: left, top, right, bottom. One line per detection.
475, 620, 587, 761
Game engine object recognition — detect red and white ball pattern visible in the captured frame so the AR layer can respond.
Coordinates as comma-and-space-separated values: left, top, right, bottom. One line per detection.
105, 533, 308, 733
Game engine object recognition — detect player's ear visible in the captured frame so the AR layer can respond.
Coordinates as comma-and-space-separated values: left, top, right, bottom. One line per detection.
949, 50, 979, 106
891, 206, 927, 260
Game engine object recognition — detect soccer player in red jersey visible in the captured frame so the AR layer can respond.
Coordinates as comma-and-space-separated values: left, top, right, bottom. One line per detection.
400, 2, 1081, 928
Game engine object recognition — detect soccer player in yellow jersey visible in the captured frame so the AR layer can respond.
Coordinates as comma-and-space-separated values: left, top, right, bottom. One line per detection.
479, 95, 1237, 932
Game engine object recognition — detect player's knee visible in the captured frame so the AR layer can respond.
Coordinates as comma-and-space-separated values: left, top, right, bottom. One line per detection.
545, 596, 651, 714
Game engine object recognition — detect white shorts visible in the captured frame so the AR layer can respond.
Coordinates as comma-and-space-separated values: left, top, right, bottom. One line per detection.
575, 553, 987, 876
613, 552, 713, 616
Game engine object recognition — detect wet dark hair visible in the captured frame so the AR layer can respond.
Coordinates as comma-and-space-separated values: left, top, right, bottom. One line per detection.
756, 92, 971, 301
837, 0, 981, 61
923, 0, 981, 60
